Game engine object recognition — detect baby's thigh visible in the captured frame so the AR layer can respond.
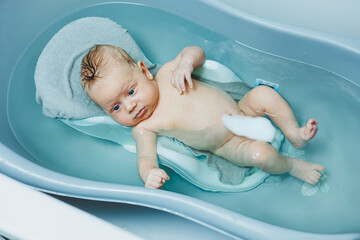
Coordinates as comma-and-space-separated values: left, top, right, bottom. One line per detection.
213, 135, 274, 167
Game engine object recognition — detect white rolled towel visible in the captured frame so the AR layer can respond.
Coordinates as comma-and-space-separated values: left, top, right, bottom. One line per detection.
222, 114, 276, 142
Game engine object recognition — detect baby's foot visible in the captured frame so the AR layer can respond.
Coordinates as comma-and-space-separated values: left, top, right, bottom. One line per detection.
289, 158, 324, 184
292, 119, 318, 149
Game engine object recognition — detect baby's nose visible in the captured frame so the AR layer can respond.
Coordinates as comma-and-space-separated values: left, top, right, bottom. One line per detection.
124, 100, 136, 112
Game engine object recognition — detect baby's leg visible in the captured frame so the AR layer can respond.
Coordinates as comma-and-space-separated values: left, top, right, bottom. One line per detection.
238, 86, 317, 149
214, 136, 324, 184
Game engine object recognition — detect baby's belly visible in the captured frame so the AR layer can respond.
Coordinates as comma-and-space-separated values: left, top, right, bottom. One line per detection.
158, 123, 234, 151
154, 79, 241, 151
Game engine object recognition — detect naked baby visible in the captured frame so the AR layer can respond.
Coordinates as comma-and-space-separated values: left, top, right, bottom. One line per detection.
80, 45, 324, 189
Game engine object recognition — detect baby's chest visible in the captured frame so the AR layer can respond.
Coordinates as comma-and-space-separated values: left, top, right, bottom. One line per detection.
164, 93, 239, 129
155, 99, 217, 130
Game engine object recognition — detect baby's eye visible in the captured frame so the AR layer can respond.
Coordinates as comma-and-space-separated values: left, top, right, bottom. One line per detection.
113, 104, 121, 111
128, 88, 135, 96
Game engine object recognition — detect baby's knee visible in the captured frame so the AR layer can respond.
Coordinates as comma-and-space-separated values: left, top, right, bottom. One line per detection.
248, 141, 275, 169
243, 85, 278, 113
253, 85, 277, 97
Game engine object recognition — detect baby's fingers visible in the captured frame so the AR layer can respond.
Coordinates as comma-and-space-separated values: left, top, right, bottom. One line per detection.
185, 72, 193, 88
171, 75, 181, 92
175, 75, 183, 94
178, 76, 186, 92
154, 169, 170, 181
171, 76, 176, 87
153, 175, 169, 184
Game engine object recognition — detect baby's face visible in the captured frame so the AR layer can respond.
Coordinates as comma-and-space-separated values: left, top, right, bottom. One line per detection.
88, 61, 159, 127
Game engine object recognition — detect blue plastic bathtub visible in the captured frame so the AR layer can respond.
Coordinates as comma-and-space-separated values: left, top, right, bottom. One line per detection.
1, 0, 360, 239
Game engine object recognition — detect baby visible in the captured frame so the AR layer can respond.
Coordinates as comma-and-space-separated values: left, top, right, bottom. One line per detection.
80, 45, 324, 189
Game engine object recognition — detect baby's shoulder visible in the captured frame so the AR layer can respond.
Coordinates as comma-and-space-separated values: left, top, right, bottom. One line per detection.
132, 124, 158, 138
154, 64, 174, 87
156, 58, 178, 76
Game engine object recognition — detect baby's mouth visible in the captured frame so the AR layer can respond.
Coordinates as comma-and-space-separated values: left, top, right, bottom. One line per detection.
135, 107, 146, 119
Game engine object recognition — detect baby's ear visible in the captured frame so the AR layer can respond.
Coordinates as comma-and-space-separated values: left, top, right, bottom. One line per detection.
137, 61, 153, 80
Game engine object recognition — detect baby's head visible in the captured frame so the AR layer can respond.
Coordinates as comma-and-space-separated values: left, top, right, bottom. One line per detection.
80, 44, 159, 127
80, 45, 137, 92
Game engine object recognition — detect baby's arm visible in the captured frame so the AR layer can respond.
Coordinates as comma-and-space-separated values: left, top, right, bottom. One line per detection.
171, 46, 206, 93
132, 127, 169, 189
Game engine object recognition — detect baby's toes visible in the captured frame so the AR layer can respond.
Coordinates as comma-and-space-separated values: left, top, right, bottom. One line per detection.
313, 171, 321, 180
308, 118, 318, 126
308, 124, 317, 135
306, 177, 317, 185
308, 173, 320, 184
312, 124, 318, 133
314, 164, 324, 172
301, 121, 318, 142
311, 169, 321, 177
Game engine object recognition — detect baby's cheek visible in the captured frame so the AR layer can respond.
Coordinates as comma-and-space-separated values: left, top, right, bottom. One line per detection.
113, 115, 130, 126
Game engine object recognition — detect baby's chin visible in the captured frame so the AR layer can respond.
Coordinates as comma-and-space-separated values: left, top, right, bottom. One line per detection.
117, 121, 134, 127
114, 118, 142, 127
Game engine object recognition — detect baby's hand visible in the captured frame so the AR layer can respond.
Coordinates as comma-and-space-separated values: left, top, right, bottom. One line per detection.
145, 168, 170, 189
171, 63, 194, 94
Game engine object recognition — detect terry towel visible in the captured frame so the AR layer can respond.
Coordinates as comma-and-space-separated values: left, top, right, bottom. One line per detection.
35, 17, 160, 119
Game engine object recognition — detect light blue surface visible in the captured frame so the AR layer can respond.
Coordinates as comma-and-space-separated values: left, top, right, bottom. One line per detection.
1, 0, 360, 239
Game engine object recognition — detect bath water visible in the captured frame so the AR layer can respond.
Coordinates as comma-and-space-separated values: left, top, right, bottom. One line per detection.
7, 3, 360, 234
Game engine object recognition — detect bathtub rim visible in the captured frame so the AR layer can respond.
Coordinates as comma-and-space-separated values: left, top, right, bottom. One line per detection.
1, 143, 359, 240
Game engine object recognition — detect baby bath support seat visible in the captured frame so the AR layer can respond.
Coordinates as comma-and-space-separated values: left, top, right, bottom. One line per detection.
62, 60, 285, 192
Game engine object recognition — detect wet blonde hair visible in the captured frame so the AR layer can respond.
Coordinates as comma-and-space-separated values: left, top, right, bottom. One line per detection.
80, 44, 137, 91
